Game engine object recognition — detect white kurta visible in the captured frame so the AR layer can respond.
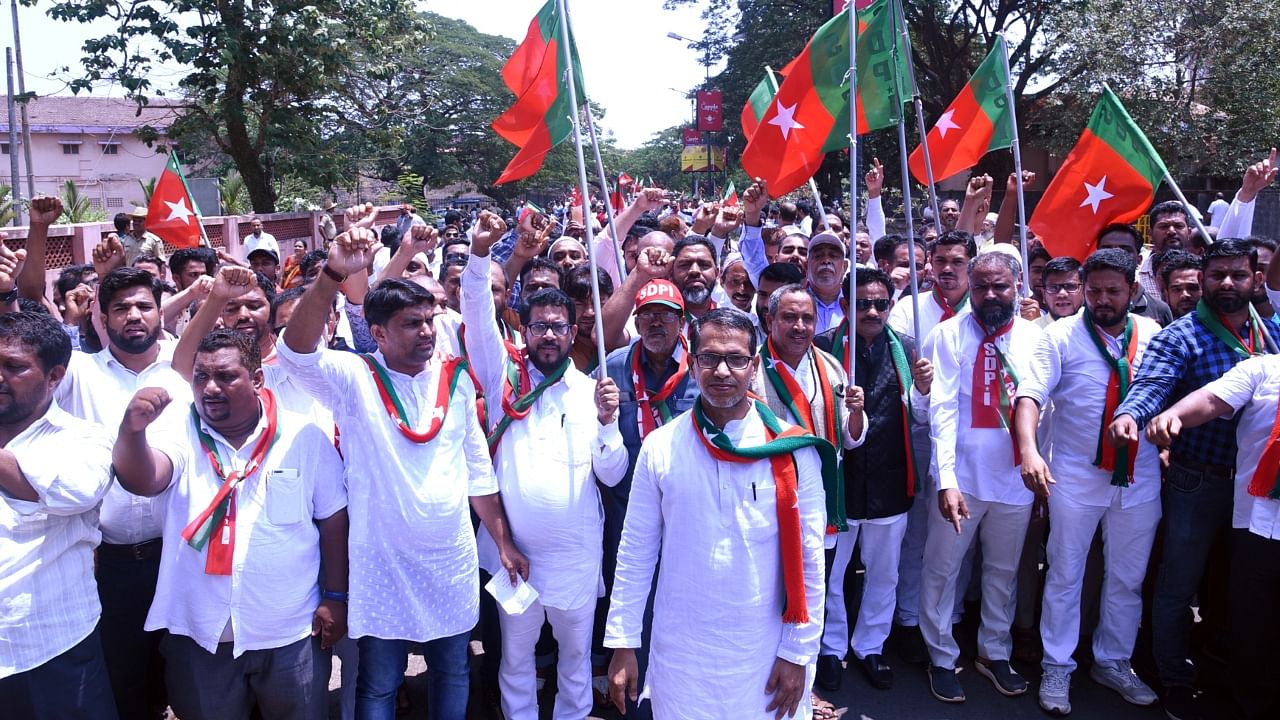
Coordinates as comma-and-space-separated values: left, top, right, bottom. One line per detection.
1203, 355, 1280, 533
604, 410, 826, 720
887, 289, 969, 350
929, 314, 1041, 504
276, 341, 497, 642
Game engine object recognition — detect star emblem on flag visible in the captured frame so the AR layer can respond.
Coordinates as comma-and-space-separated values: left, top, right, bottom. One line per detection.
1079, 176, 1115, 214
768, 100, 805, 140
934, 109, 960, 138
164, 198, 194, 224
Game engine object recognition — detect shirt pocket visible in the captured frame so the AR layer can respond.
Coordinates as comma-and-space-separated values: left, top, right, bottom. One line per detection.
265, 468, 306, 526
739, 478, 778, 544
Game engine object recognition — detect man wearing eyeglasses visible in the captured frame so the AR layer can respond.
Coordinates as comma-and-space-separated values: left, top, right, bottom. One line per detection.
464, 210, 629, 720
606, 307, 840, 720
1041, 257, 1085, 321
814, 268, 932, 694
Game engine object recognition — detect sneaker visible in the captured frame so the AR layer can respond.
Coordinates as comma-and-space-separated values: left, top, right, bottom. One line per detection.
974, 656, 1028, 697
1162, 685, 1205, 720
1038, 667, 1072, 716
1090, 660, 1157, 706
815, 654, 843, 692
928, 665, 965, 703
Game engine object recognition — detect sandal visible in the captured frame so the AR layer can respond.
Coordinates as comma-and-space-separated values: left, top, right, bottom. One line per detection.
811, 691, 840, 719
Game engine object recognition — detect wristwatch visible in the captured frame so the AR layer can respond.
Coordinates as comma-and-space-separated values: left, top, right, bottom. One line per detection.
0, 287, 18, 304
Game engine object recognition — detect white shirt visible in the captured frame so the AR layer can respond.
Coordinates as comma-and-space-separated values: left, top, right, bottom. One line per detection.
604, 410, 825, 719
146, 401, 346, 656
1208, 198, 1231, 228
930, 314, 1041, 505
243, 231, 280, 260
276, 341, 498, 643
0, 404, 113, 677
54, 342, 192, 544
888, 289, 970, 352
1202, 355, 1280, 535
462, 250, 628, 611
1016, 313, 1162, 509
813, 291, 846, 336
753, 351, 867, 450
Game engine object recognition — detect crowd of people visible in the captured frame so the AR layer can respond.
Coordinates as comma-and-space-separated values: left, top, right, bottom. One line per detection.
0, 147, 1278, 720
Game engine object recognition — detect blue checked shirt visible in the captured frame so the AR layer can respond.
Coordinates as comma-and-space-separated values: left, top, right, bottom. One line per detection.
1115, 310, 1280, 468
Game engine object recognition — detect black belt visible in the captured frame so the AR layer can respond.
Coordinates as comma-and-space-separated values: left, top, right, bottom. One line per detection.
1168, 455, 1235, 480
98, 538, 163, 561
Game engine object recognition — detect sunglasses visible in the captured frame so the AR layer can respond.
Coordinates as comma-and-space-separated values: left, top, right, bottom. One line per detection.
855, 298, 891, 312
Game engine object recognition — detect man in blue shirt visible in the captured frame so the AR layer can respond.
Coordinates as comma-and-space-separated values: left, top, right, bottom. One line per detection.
1110, 238, 1279, 720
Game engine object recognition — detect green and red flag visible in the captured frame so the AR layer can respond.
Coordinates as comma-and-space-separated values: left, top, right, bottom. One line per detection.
741, 72, 776, 141
1028, 88, 1168, 261
907, 37, 1012, 184
740, 0, 909, 196
518, 201, 544, 223
146, 153, 202, 249
492, 0, 585, 185
723, 181, 739, 207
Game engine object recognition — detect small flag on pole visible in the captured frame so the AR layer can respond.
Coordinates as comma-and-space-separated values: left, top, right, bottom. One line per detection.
146, 154, 203, 249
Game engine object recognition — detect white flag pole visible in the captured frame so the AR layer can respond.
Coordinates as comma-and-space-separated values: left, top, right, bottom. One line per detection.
998, 34, 1033, 294
558, 0, 608, 371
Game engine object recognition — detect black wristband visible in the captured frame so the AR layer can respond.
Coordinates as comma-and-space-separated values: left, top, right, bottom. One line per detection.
321, 263, 347, 284
0, 287, 17, 303
320, 589, 349, 602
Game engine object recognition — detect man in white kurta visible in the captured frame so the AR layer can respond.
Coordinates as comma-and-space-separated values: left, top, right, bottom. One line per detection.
605, 308, 827, 720
1014, 249, 1163, 714
277, 226, 523, 720
922, 253, 1041, 703
462, 228, 628, 720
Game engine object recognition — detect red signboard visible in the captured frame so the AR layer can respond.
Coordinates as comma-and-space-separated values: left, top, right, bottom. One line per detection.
683, 128, 702, 146
696, 90, 723, 132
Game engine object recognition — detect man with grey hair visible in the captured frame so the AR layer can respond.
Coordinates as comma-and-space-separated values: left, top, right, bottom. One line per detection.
919, 251, 1043, 704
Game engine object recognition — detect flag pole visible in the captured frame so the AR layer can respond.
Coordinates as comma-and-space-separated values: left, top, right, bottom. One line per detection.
998, 34, 1032, 294
557, 0, 609, 371
560, 0, 627, 283
1162, 172, 1213, 244
895, 0, 941, 231
763, 66, 831, 232
844, 10, 857, 383
889, 1, 922, 343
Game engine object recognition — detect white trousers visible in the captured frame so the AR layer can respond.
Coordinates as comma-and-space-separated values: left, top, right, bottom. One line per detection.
1040, 492, 1161, 672
498, 599, 595, 720
920, 493, 1031, 669
821, 513, 909, 659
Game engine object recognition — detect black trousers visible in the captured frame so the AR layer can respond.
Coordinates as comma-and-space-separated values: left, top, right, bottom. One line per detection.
1230, 529, 1280, 719
0, 626, 118, 720
97, 550, 167, 720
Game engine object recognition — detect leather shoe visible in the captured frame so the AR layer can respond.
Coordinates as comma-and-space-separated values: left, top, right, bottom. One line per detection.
815, 654, 843, 692
858, 653, 893, 689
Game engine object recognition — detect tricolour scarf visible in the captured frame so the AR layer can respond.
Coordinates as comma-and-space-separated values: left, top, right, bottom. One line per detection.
1196, 299, 1271, 359
182, 389, 279, 576
934, 288, 969, 321
1083, 311, 1139, 486
486, 350, 570, 454
691, 399, 839, 623
360, 354, 469, 443
630, 336, 689, 439
885, 327, 921, 496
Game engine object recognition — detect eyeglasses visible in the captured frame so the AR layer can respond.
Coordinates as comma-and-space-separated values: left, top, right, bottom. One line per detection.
1045, 282, 1082, 294
636, 309, 679, 324
527, 321, 572, 337
694, 352, 753, 370
855, 298, 891, 312
444, 232, 460, 239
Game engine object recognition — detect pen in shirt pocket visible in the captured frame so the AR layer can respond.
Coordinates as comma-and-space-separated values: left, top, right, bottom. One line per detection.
751, 482, 757, 501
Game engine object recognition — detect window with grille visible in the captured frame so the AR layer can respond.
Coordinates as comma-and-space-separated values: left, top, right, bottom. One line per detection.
102, 144, 119, 155
107, 197, 123, 208
62, 144, 80, 155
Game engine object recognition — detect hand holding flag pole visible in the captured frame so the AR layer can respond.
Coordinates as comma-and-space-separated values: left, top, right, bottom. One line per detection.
999, 34, 1033, 295
557, 0, 609, 372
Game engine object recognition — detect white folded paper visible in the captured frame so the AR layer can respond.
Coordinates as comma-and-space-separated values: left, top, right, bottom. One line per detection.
485, 573, 540, 615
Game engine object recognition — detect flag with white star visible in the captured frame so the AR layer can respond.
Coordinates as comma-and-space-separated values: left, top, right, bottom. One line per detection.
907, 36, 1013, 184
145, 153, 203, 249
1029, 88, 1168, 261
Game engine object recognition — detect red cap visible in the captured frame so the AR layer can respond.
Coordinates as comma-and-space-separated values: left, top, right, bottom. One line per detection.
634, 279, 684, 313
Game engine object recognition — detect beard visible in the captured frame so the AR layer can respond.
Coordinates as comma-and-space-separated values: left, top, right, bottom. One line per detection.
1089, 303, 1129, 328
976, 300, 1015, 329
1208, 289, 1250, 314
529, 340, 569, 375
682, 284, 713, 306
106, 323, 160, 355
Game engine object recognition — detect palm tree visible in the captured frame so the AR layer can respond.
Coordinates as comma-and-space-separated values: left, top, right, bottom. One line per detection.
59, 180, 103, 223
138, 177, 157, 205
219, 172, 249, 215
